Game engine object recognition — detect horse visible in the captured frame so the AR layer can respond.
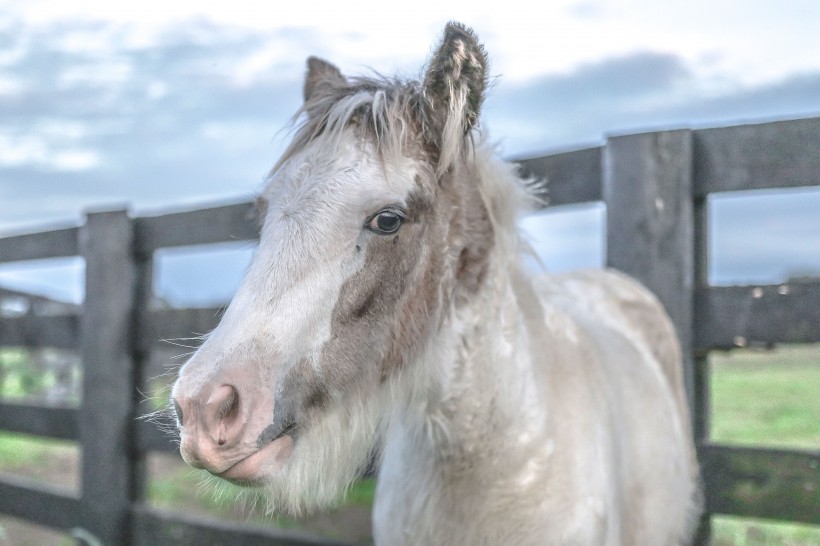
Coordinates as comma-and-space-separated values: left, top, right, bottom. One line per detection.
171, 22, 701, 545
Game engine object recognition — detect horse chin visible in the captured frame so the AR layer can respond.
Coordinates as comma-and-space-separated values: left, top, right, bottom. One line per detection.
216, 434, 295, 487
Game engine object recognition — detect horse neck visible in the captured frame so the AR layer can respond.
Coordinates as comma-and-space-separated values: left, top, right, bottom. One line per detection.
388, 253, 549, 479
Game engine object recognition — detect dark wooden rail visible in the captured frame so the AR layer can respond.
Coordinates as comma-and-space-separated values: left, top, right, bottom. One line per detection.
1, 116, 819, 544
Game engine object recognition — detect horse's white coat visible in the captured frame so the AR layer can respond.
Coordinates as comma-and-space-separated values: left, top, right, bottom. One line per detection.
374, 264, 699, 545
172, 22, 701, 545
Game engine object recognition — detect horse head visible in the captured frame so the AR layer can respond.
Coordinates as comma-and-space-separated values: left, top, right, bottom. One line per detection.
171, 22, 498, 512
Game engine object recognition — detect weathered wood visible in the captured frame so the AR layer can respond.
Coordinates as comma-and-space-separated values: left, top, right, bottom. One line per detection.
604, 130, 696, 413
134, 201, 259, 256
693, 117, 820, 196
0, 474, 80, 531
691, 357, 713, 544
690, 195, 713, 543
0, 314, 79, 349
514, 146, 603, 206
79, 209, 138, 545
694, 282, 820, 351
148, 306, 223, 347
135, 416, 179, 454
131, 505, 353, 546
0, 226, 80, 263
131, 252, 155, 503
691, 197, 711, 441
0, 402, 78, 440
700, 444, 820, 524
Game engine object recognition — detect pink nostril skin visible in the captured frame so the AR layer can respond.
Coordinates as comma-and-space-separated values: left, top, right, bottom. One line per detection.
173, 384, 244, 471
206, 384, 240, 446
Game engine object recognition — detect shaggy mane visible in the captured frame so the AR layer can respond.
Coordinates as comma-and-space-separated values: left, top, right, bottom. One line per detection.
272, 72, 542, 266
273, 75, 424, 173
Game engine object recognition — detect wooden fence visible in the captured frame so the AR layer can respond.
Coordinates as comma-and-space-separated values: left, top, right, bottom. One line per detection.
1, 116, 819, 544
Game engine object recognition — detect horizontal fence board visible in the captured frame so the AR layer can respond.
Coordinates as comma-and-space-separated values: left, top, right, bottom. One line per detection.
131, 505, 353, 546
0, 313, 79, 349
515, 146, 602, 207
0, 474, 80, 531
0, 402, 78, 440
148, 307, 224, 348
693, 117, 820, 196
0, 226, 80, 264
694, 282, 820, 350
700, 444, 819, 524
134, 201, 259, 255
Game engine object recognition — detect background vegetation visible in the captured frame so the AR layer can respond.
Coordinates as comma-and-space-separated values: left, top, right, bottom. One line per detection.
0, 344, 818, 545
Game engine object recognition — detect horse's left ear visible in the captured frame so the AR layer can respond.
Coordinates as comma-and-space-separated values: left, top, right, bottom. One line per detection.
421, 22, 488, 158
304, 56, 346, 103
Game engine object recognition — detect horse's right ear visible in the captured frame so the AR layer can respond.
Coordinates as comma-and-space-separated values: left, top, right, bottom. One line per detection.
303, 57, 346, 103
421, 22, 488, 168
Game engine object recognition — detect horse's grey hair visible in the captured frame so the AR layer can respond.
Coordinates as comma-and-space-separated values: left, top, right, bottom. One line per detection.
273, 76, 423, 173
273, 72, 543, 268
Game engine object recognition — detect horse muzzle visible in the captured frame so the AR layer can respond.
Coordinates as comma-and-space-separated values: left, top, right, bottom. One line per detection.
172, 365, 292, 483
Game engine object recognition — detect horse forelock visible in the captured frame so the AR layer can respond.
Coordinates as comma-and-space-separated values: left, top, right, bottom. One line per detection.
273, 71, 538, 262
272, 75, 426, 175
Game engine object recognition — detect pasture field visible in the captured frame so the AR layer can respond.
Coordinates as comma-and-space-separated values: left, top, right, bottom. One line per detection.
707, 344, 820, 546
0, 344, 818, 545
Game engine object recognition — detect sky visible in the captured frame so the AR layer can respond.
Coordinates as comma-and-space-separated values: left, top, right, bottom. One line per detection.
0, 0, 819, 305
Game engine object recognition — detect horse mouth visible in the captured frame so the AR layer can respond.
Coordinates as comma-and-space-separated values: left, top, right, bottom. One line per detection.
216, 434, 295, 486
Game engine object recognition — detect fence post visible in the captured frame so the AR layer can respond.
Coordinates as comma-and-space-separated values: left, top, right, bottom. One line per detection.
131, 247, 155, 502
79, 209, 137, 545
603, 130, 704, 541
603, 129, 695, 411
691, 197, 713, 544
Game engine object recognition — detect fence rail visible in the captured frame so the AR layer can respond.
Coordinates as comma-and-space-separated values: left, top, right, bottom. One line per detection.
1, 116, 819, 544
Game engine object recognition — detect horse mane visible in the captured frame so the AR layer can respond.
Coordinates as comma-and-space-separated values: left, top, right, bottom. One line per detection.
272, 72, 542, 265
273, 74, 422, 171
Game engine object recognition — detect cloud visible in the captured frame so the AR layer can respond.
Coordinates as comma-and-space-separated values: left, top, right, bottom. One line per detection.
1, 16, 818, 304
501, 52, 690, 107
484, 52, 820, 154
483, 51, 820, 285
0, 18, 308, 230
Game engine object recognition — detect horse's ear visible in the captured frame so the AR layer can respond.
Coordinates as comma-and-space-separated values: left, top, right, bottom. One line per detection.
421, 22, 488, 157
304, 56, 346, 103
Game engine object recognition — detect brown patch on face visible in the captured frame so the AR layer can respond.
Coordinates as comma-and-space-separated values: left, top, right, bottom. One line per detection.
308, 185, 446, 392
439, 164, 494, 298
313, 158, 494, 396
278, 145, 495, 420
264, 357, 330, 444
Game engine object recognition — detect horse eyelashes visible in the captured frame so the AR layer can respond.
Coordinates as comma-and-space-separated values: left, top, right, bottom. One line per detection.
366, 208, 405, 235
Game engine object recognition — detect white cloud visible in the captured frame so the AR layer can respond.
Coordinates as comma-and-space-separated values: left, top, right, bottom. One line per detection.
0, 74, 24, 95
56, 58, 133, 89
0, 132, 100, 171
1, 2, 818, 296
7, 0, 819, 86
51, 149, 101, 171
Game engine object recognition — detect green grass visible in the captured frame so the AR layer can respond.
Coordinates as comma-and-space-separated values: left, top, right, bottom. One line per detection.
1, 344, 818, 544
0, 431, 75, 473
709, 344, 820, 449
708, 344, 820, 545
713, 515, 820, 546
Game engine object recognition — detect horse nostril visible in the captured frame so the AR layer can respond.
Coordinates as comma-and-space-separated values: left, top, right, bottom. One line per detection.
173, 399, 184, 425
215, 385, 239, 420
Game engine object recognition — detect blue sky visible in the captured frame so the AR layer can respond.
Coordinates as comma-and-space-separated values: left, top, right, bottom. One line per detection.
1, 1, 819, 305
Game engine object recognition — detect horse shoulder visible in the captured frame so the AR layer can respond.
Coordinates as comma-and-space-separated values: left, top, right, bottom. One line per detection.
528, 269, 698, 544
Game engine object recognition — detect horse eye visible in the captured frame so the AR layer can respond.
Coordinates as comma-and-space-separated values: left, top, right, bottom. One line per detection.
367, 210, 404, 235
